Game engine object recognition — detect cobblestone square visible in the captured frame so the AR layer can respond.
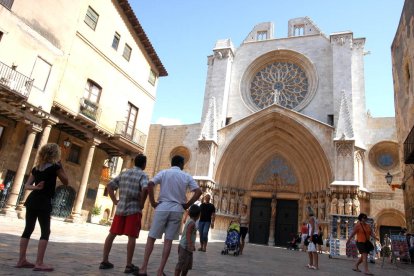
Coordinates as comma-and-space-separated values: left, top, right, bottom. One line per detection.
1, 216, 413, 276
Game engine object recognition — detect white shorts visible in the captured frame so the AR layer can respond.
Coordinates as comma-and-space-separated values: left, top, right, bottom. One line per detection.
149, 211, 183, 240
307, 242, 317, 252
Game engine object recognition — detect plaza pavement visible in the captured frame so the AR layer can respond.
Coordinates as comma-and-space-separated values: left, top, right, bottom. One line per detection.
1, 215, 414, 276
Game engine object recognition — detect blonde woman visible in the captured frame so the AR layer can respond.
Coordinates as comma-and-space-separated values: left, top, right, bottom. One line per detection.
16, 143, 68, 272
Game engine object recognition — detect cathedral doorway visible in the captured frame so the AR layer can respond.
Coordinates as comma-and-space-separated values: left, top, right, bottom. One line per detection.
274, 199, 298, 246
249, 198, 271, 245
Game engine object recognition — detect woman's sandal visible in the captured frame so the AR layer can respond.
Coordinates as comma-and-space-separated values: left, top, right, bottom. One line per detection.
352, 267, 361, 272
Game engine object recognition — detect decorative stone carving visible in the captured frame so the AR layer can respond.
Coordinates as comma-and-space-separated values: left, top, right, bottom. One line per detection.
338, 194, 345, 215
312, 200, 318, 218
345, 194, 352, 215
352, 195, 360, 216
229, 197, 236, 215
330, 194, 338, 214
318, 198, 325, 220
213, 194, 220, 210
221, 197, 228, 213
336, 141, 353, 157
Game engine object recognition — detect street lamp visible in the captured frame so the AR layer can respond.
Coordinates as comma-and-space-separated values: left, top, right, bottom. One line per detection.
385, 172, 393, 185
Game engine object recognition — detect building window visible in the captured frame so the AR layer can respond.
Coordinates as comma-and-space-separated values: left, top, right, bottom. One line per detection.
294, 25, 305, 36
225, 117, 232, 126
103, 187, 109, 197
67, 144, 81, 164
84, 79, 101, 104
327, 114, 334, 126
0, 0, 14, 9
30, 57, 52, 91
84, 6, 99, 30
125, 103, 138, 139
0, 31, 3, 42
148, 69, 157, 85
112, 32, 120, 50
257, 31, 267, 41
122, 44, 132, 61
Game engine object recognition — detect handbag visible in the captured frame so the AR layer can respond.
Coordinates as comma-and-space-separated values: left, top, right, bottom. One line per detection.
361, 223, 374, 252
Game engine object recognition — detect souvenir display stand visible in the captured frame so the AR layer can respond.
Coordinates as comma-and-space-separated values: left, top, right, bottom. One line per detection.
328, 214, 374, 259
389, 235, 410, 266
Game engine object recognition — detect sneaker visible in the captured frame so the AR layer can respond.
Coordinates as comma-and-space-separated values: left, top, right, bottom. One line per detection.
99, 261, 114, 270
124, 264, 139, 274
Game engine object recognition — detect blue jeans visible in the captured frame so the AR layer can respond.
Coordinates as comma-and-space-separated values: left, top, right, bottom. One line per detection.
198, 221, 211, 243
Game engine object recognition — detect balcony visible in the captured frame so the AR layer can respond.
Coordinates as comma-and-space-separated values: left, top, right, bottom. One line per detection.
79, 98, 101, 121
114, 121, 147, 148
0, 61, 33, 100
404, 126, 414, 164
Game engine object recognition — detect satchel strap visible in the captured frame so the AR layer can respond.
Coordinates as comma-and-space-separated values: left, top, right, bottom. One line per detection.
361, 223, 369, 241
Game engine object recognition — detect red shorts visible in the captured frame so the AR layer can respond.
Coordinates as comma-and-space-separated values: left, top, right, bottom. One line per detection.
110, 213, 142, 238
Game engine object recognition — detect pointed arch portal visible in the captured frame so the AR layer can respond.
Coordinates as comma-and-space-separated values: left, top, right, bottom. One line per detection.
215, 111, 332, 193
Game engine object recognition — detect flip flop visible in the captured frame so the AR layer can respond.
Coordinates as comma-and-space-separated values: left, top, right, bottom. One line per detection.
364, 273, 374, 276
15, 263, 35, 268
352, 268, 361, 272
33, 267, 54, 272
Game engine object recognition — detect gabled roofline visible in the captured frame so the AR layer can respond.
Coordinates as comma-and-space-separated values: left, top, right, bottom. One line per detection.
117, 0, 168, 77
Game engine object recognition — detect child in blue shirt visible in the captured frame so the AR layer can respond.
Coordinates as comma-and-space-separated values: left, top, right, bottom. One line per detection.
175, 204, 201, 276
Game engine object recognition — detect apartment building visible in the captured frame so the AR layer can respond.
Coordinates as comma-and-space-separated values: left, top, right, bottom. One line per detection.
0, 0, 166, 222
392, 0, 414, 232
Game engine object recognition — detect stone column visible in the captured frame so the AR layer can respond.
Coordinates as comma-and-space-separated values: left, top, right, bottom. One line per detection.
66, 138, 100, 223
121, 155, 133, 171
1, 122, 42, 216
19, 118, 58, 211
268, 197, 277, 246
38, 118, 57, 150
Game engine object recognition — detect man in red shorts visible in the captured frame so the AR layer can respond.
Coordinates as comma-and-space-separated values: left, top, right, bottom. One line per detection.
99, 154, 148, 274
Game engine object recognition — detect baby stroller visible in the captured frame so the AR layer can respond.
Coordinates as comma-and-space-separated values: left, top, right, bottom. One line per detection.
221, 221, 241, 256
287, 233, 301, 250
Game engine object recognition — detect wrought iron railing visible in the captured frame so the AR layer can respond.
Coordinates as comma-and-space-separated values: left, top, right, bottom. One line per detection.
79, 97, 101, 121
114, 121, 147, 147
404, 126, 414, 164
0, 61, 33, 97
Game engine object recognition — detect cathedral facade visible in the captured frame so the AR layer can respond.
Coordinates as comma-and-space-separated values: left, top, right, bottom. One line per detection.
143, 17, 405, 245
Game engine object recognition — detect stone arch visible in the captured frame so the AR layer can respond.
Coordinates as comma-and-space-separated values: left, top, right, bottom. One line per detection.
375, 208, 406, 228
170, 146, 191, 164
215, 110, 332, 193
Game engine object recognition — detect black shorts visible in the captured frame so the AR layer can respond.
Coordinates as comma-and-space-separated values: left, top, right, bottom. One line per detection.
240, 227, 248, 240
356, 242, 370, 254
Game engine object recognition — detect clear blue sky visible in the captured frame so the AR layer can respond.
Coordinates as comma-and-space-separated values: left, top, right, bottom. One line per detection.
132, 0, 404, 125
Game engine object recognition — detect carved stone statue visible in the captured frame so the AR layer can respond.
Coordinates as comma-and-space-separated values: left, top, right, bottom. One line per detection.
330, 194, 338, 214
238, 198, 244, 215
345, 194, 352, 215
338, 194, 345, 215
229, 197, 236, 214
213, 194, 219, 208
352, 195, 360, 216
221, 197, 228, 213
312, 200, 319, 218
318, 199, 325, 220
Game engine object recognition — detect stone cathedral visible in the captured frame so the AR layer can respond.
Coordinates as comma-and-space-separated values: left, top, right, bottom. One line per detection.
143, 17, 405, 245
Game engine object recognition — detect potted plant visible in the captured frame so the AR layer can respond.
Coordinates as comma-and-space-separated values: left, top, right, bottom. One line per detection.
90, 205, 101, 224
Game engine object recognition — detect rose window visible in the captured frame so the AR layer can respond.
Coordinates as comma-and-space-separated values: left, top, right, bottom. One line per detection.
250, 62, 309, 109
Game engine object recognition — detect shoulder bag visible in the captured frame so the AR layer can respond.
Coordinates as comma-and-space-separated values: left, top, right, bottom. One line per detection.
361, 223, 374, 252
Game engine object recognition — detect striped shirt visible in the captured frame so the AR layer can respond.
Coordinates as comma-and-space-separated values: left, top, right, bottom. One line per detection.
108, 166, 148, 216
